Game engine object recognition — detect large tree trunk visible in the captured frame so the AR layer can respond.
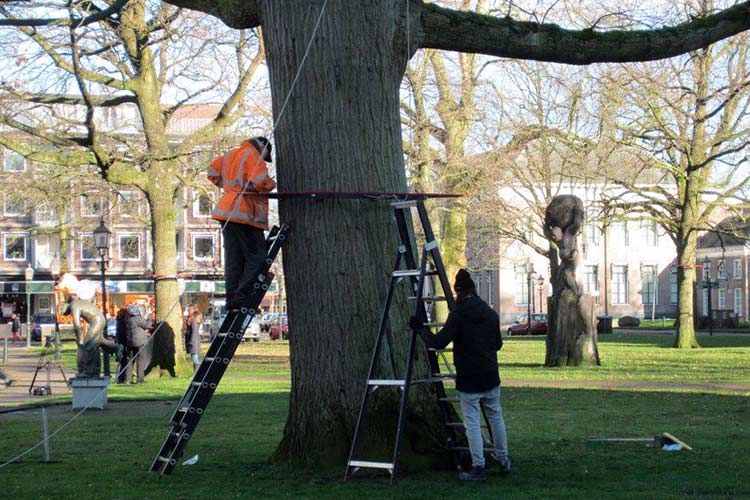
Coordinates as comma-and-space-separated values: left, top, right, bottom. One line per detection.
260, 1, 449, 465
674, 226, 701, 348
147, 176, 191, 374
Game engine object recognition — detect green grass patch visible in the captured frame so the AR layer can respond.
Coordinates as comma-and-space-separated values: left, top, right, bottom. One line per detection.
1, 335, 749, 499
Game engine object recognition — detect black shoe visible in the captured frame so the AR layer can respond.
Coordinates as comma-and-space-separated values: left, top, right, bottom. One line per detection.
490, 452, 511, 474
458, 466, 486, 481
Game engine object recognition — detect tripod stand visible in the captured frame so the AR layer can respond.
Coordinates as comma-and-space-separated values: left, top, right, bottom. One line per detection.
29, 335, 71, 396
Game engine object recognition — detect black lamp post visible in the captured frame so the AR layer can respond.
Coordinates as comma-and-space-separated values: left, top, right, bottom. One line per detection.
703, 256, 713, 337
25, 264, 34, 348
93, 218, 111, 376
536, 275, 545, 314
526, 261, 534, 334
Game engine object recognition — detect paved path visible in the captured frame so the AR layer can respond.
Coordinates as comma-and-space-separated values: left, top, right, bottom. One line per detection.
0, 338, 72, 407
502, 378, 750, 393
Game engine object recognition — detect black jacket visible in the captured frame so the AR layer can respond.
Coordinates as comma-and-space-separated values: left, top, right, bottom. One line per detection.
125, 314, 151, 347
419, 294, 502, 393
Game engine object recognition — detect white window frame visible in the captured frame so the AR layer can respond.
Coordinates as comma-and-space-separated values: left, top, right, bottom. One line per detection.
486, 271, 494, 305
702, 262, 711, 281
641, 264, 657, 305
80, 195, 104, 218
670, 266, 678, 304
717, 288, 726, 309
514, 266, 530, 306
117, 191, 140, 217
611, 264, 629, 305
80, 233, 98, 262
117, 233, 141, 261
3, 149, 26, 172
585, 209, 600, 246
3, 196, 25, 217
584, 265, 599, 297
733, 259, 742, 279
641, 220, 658, 247
192, 233, 215, 261
733, 289, 743, 316
3, 233, 27, 261
35, 202, 58, 225
192, 190, 212, 218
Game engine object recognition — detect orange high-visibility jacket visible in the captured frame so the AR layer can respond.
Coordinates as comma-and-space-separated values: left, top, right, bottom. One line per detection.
207, 141, 276, 229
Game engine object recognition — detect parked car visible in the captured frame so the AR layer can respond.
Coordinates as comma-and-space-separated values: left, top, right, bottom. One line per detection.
242, 318, 261, 342
260, 312, 278, 333
207, 306, 261, 342
507, 313, 548, 336
31, 313, 56, 341
269, 314, 288, 340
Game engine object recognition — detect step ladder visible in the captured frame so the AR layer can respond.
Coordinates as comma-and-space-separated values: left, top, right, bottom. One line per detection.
150, 224, 288, 475
345, 199, 471, 483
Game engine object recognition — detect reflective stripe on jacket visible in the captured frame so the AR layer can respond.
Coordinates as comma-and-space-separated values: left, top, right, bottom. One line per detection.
207, 141, 276, 229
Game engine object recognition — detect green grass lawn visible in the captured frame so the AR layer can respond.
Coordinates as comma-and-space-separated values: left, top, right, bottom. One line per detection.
1, 335, 749, 499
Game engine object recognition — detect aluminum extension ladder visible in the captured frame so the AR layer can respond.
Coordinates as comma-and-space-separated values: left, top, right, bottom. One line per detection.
344, 199, 491, 484
150, 224, 288, 475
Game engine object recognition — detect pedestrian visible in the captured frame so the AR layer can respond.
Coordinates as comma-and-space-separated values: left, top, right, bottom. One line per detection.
186, 310, 203, 371
207, 136, 276, 310
410, 268, 510, 481
125, 304, 152, 384
144, 321, 177, 378
115, 307, 129, 384
10, 313, 21, 343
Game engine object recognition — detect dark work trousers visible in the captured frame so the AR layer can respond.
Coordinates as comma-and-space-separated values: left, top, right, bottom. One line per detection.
125, 344, 149, 384
222, 221, 267, 309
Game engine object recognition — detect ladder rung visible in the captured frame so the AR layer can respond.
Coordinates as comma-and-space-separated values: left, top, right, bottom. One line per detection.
391, 200, 420, 209
439, 397, 460, 403
452, 446, 494, 452
433, 373, 455, 378
393, 269, 439, 278
428, 348, 452, 353
349, 460, 394, 470
446, 422, 487, 428
408, 296, 448, 301
424, 322, 445, 328
368, 379, 406, 386
412, 377, 450, 384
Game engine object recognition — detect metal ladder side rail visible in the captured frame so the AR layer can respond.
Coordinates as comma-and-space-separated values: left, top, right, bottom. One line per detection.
345, 250, 407, 480
151, 225, 287, 475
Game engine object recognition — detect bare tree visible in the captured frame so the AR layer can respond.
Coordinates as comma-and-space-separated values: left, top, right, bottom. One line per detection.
600, 3, 750, 348
0, 1, 267, 371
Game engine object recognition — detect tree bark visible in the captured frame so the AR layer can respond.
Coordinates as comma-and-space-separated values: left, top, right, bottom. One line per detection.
260, 0, 448, 464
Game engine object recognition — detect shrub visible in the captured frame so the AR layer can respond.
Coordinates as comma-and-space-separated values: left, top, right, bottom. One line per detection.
618, 315, 641, 327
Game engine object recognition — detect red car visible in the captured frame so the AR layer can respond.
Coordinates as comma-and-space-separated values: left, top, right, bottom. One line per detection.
507, 313, 547, 336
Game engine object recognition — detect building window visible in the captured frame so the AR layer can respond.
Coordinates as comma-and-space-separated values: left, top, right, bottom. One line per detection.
35, 202, 58, 225
733, 259, 742, 279
585, 208, 599, 246
3, 149, 26, 172
611, 222, 629, 247
734, 289, 743, 316
717, 288, 726, 309
117, 191, 140, 217
118, 234, 141, 261
670, 266, 678, 304
192, 233, 215, 261
80, 234, 98, 261
514, 265, 530, 306
486, 271, 494, 305
584, 265, 599, 296
641, 220, 658, 246
702, 261, 711, 281
3, 233, 27, 260
81, 195, 104, 218
717, 260, 726, 280
611, 265, 628, 305
193, 191, 212, 218
641, 265, 657, 305
3, 197, 26, 217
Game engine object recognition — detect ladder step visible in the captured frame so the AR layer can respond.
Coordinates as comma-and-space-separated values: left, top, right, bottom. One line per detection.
391, 200, 420, 209
424, 322, 445, 328
393, 269, 439, 278
409, 296, 448, 301
349, 460, 394, 470
428, 348, 452, 353
446, 422, 487, 428
452, 446, 494, 452
439, 397, 460, 403
433, 373, 455, 379
412, 377, 451, 384
368, 379, 406, 386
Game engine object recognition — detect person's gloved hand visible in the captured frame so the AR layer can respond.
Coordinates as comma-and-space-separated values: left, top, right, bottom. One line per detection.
409, 316, 424, 330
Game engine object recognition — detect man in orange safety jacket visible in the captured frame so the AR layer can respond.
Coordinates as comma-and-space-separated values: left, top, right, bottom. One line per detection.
208, 136, 276, 309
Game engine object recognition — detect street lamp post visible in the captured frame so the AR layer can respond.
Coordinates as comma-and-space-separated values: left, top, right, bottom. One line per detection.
526, 261, 534, 334
536, 276, 545, 314
93, 218, 111, 376
25, 264, 34, 348
703, 256, 714, 337
50, 260, 62, 360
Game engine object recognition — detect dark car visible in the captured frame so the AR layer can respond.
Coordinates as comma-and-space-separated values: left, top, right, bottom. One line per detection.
31, 313, 57, 341
507, 313, 547, 336
269, 314, 288, 340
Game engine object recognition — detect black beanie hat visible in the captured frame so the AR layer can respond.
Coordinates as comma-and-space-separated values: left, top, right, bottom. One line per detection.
454, 268, 475, 293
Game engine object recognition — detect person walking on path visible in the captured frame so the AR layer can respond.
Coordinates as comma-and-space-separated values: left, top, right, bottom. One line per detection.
125, 304, 152, 384
10, 313, 21, 343
410, 268, 510, 481
207, 136, 276, 310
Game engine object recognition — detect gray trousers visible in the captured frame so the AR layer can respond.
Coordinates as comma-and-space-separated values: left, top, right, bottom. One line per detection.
459, 385, 509, 468
222, 221, 267, 308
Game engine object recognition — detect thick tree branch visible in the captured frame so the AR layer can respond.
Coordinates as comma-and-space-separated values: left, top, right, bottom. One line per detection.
162, 0, 260, 29
421, 2, 750, 64
0, 0, 127, 27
